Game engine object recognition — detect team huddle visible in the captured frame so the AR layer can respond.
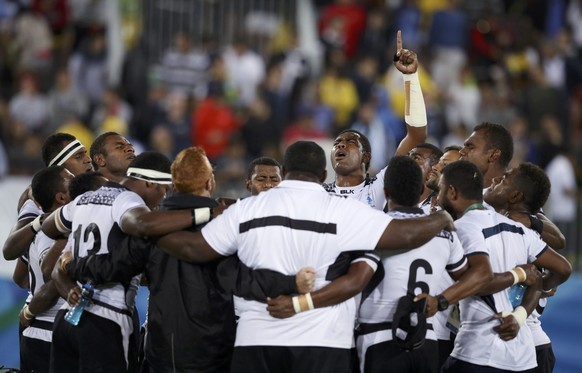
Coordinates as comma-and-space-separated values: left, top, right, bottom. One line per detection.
2, 36, 573, 373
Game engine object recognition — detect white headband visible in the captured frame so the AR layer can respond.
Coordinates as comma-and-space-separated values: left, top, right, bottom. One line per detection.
48, 140, 84, 166
126, 167, 172, 185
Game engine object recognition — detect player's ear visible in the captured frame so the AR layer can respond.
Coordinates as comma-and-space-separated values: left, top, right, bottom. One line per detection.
319, 170, 327, 183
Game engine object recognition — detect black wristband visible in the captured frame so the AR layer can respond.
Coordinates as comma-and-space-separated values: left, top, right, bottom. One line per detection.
436, 294, 449, 311
529, 215, 544, 235
393, 52, 399, 62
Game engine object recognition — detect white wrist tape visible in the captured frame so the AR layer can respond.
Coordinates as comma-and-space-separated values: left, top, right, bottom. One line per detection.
305, 293, 315, 310
31, 215, 42, 233
509, 269, 520, 286
509, 267, 527, 285
292, 296, 301, 314
514, 267, 527, 283
512, 306, 528, 328
402, 71, 427, 127
194, 208, 211, 225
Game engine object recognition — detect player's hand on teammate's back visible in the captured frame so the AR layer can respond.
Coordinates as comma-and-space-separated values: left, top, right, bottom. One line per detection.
266, 295, 295, 319
296, 267, 316, 293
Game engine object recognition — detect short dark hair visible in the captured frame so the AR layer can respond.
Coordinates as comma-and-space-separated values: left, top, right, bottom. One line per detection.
128, 151, 172, 175
90, 132, 119, 169
474, 122, 514, 168
69, 172, 106, 199
414, 143, 443, 166
337, 129, 372, 171
384, 156, 424, 207
441, 160, 483, 200
283, 141, 326, 178
41, 133, 77, 166
443, 145, 462, 153
247, 157, 281, 181
514, 163, 551, 213
31, 166, 67, 212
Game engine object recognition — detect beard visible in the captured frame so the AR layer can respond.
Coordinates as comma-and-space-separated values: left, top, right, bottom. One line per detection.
439, 196, 458, 220
426, 177, 439, 191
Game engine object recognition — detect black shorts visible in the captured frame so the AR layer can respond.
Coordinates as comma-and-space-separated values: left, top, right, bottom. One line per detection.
50, 310, 129, 373
534, 344, 555, 373
231, 345, 353, 373
363, 339, 439, 373
21, 320, 52, 373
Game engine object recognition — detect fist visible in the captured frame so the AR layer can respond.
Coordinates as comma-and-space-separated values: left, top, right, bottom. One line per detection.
296, 266, 316, 294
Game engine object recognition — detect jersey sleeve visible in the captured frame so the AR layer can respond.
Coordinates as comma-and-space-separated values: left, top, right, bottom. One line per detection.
455, 219, 489, 257
446, 231, 468, 272
56, 199, 78, 233
336, 199, 392, 252
112, 191, 148, 225
18, 198, 42, 221
201, 201, 242, 256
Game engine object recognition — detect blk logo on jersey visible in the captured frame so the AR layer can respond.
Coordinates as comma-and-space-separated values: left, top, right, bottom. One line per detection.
340, 190, 355, 194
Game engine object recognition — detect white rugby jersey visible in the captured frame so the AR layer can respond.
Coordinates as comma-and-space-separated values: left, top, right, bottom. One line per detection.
483, 193, 551, 347
17, 199, 42, 304
356, 207, 465, 373
452, 209, 548, 371
202, 179, 393, 349
24, 231, 66, 342
358, 208, 465, 326
57, 182, 146, 313
323, 167, 387, 210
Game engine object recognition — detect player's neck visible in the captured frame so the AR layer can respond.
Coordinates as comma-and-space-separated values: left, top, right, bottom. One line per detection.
334, 173, 366, 187
506, 202, 532, 215
100, 169, 125, 184
483, 167, 505, 188
418, 186, 433, 203
459, 200, 486, 217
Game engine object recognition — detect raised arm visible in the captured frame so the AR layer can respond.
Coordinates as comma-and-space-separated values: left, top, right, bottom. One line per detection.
392, 30, 427, 157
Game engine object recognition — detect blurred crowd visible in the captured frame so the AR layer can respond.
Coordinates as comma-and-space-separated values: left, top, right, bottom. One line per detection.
1, 0, 582, 199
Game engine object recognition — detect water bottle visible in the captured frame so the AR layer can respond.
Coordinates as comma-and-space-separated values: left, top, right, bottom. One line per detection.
508, 283, 526, 308
65, 281, 94, 326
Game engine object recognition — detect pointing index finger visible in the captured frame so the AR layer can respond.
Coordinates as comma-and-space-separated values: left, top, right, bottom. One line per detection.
396, 30, 402, 53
